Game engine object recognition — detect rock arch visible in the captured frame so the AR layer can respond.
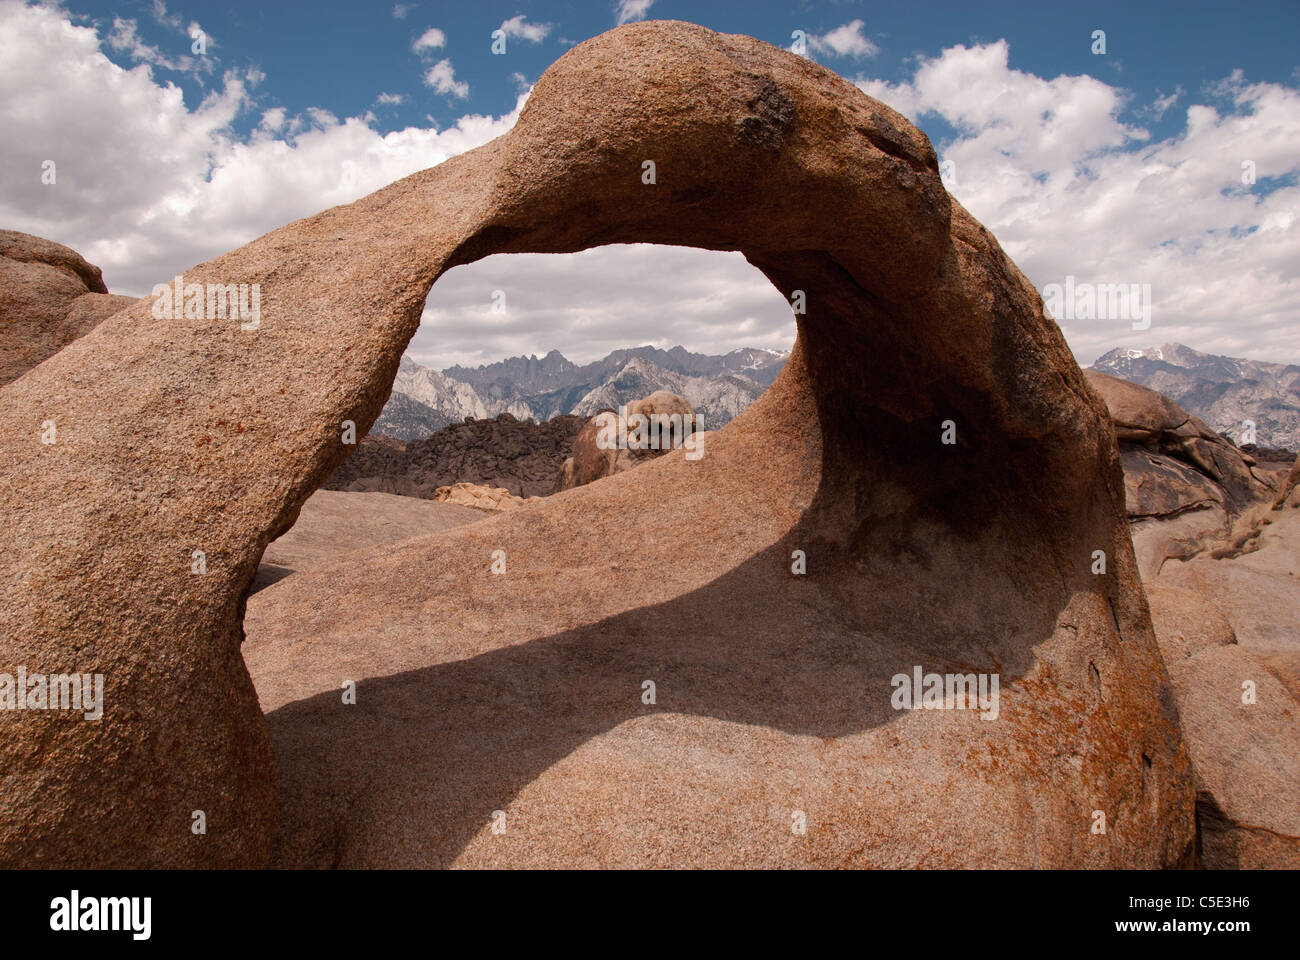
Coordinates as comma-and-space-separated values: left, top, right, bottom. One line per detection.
0, 21, 1193, 867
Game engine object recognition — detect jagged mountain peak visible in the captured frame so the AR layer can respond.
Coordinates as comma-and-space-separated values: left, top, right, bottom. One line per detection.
377, 344, 789, 442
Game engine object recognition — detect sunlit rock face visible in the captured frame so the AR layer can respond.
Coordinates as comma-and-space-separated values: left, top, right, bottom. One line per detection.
0, 229, 137, 386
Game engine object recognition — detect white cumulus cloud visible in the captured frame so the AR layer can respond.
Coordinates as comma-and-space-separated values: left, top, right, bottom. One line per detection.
0, 1, 524, 296
856, 42, 1300, 364
810, 20, 878, 60
423, 58, 468, 99
498, 15, 550, 43
412, 26, 445, 52
615, 0, 654, 26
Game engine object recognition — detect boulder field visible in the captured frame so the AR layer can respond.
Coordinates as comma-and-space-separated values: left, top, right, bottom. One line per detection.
1, 21, 1194, 867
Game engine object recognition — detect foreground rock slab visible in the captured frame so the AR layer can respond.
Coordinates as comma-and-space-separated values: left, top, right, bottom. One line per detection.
2, 21, 1192, 867
252, 489, 485, 592
1169, 646, 1300, 869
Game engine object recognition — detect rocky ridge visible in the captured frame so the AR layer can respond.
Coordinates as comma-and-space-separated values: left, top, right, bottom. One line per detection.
394, 345, 786, 428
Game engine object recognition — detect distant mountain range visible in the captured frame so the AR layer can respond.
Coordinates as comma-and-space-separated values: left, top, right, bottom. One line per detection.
376, 341, 1300, 452
373, 345, 789, 441
1090, 343, 1300, 450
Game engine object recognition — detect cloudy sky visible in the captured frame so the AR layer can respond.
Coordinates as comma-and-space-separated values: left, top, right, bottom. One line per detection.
2, 0, 1298, 369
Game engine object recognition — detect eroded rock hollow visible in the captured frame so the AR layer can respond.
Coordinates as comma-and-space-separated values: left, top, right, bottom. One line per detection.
0, 21, 1193, 868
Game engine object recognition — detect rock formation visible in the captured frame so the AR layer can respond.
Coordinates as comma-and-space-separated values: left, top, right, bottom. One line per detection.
0, 230, 136, 385
1274, 453, 1300, 510
1091, 343, 1300, 450
326, 412, 586, 498
1146, 576, 1300, 868
558, 411, 621, 491
554, 390, 700, 492
1085, 370, 1278, 577
1139, 458, 1300, 867
1, 21, 1194, 868
432, 482, 537, 512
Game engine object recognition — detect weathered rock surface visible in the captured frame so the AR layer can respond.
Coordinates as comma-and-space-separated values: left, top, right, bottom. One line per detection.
1274, 453, 1300, 510
251, 489, 485, 592
1152, 505, 1300, 699
326, 411, 585, 498
1241, 444, 1298, 467
1101, 373, 1300, 866
559, 411, 626, 491
0, 230, 137, 385
1144, 584, 1237, 665
555, 391, 700, 492
1085, 370, 1277, 577
432, 482, 537, 512
1143, 485, 1300, 867
2, 21, 1193, 868
1165, 646, 1300, 869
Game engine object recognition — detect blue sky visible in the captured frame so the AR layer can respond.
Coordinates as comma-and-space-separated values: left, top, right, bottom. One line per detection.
3, 0, 1299, 368
76, 0, 1300, 147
